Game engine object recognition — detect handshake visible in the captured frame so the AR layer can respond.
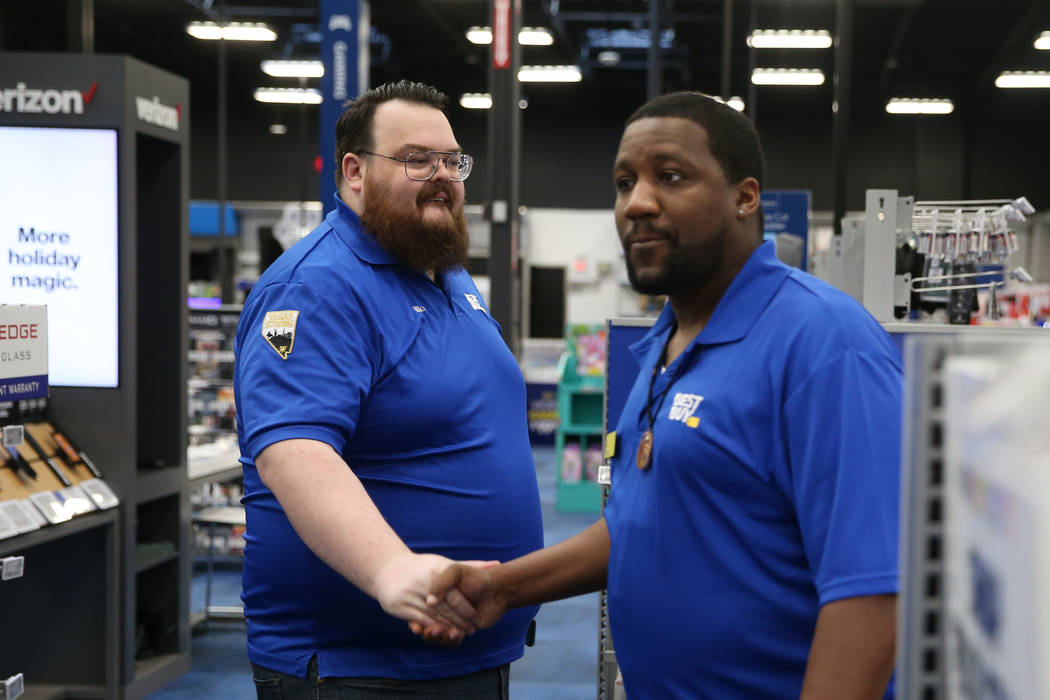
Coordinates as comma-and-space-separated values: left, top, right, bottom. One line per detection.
372, 552, 510, 647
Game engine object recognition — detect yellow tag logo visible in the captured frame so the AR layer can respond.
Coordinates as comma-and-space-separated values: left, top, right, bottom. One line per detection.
261, 310, 299, 360
604, 431, 618, 459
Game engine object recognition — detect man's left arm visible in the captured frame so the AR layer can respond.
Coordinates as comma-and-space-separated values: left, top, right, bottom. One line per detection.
800, 594, 897, 700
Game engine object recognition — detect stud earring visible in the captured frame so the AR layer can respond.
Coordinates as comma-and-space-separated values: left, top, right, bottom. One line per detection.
737, 208, 745, 216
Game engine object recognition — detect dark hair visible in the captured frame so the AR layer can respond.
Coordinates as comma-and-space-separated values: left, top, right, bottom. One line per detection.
626, 92, 766, 233
333, 80, 449, 186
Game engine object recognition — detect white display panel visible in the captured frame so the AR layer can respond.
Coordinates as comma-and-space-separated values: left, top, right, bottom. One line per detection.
0, 126, 119, 387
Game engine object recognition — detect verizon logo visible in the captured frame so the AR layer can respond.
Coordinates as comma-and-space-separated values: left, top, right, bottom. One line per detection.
0, 81, 98, 115
135, 96, 181, 131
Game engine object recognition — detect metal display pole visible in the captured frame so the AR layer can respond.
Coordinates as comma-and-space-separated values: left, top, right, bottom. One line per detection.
487, 0, 522, 352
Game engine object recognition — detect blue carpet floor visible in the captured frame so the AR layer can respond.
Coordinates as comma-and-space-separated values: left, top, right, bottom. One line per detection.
147, 446, 602, 699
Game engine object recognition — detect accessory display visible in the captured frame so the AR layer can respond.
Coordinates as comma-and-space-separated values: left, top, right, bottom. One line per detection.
637, 332, 688, 470
50, 426, 104, 478
3, 446, 37, 481
21, 430, 72, 487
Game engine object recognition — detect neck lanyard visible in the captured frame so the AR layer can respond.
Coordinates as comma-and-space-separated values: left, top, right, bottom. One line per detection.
636, 332, 687, 470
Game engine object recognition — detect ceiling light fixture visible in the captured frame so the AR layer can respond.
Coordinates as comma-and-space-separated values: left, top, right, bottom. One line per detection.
596, 50, 622, 67
1035, 31, 1050, 50
187, 21, 277, 41
995, 71, 1050, 88
253, 87, 322, 104
269, 124, 288, 135
466, 26, 493, 44
886, 98, 954, 114
261, 60, 324, 78
460, 93, 493, 109
465, 26, 554, 46
518, 65, 582, 82
518, 27, 554, 45
747, 29, 832, 49
751, 68, 825, 86
712, 95, 746, 111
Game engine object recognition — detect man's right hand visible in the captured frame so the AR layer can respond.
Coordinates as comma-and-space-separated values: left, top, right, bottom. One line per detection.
409, 562, 510, 645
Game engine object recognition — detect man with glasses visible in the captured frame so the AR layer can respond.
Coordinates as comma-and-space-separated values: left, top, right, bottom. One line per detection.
234, 80, 543, 699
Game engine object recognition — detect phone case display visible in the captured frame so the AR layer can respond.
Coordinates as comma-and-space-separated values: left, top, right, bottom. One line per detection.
188, 306, 241, 479
555, 324, 607, 512
0, 400, 119, 535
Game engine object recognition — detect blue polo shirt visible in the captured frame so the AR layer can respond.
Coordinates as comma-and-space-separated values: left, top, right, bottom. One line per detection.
604, 241, 901, 698
234, 196, 544, 680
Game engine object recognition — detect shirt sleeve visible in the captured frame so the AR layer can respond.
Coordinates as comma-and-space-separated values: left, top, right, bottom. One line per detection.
783, 348, 902, 605
236, 280, 379, 460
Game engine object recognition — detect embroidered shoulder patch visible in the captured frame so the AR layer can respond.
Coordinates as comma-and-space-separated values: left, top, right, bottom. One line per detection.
464, 293, 486, 312
261, 310, 300, 360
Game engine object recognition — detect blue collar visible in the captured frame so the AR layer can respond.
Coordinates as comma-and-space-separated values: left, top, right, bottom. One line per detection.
327, 193, 399, 266
630, 241, 791, 364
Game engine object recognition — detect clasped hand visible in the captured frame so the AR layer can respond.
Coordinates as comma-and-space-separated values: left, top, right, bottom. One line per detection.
375, 554, 507, 647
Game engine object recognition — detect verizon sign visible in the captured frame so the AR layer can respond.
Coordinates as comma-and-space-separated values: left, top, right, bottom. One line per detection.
0, 81, 98, 115
493, 0, 511, 69
135, 96, 181, 131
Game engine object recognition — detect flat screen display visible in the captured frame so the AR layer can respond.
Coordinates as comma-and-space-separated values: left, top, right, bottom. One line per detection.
0, 126, 119, 388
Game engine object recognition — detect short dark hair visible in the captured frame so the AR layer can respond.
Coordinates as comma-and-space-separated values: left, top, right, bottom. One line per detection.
626, 92, 766, 233
333, 80, 449, 186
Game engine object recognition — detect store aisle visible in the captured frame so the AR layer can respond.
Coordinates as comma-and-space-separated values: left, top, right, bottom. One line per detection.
147, 446, 602, 700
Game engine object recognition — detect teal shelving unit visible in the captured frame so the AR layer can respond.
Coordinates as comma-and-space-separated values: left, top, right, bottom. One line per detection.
554, 325, 607, 512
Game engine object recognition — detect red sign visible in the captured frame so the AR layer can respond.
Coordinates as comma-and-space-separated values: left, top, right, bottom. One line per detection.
493, 0, 511, 69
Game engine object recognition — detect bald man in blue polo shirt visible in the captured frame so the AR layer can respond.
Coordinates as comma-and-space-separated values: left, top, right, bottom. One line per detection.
234, 81, 544, 699
425, 92, 902, 699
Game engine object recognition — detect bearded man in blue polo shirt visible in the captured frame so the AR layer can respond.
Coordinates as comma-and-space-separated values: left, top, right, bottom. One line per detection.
423, 91, 902, 699
233, 80, 544, 699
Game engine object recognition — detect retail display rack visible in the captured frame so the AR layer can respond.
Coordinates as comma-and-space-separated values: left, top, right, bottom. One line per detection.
554, 324, 607, 513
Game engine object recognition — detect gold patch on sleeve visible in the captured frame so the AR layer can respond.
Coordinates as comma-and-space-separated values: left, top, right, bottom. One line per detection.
261, 310, 300, 360
604, 431, 618, 460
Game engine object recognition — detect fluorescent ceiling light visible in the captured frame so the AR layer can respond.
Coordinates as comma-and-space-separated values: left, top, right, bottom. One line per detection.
518, 65, 582, 82
886, 98, 954, 114
465, 26, 554, 45
466, 26, 492, 44
751, 68, 825, 86
187, 21, 277, 41
269, 124, 288, 135
1035, 31, 1050, 50
519, 27, 554, 45
460, 93, 493, 109
261, 60, 324, 78
747, 29, 832, 49
712, 95, 746, 111
253, 87, 322, 104
995, 71, 1050, 88
597, 50, 621, 66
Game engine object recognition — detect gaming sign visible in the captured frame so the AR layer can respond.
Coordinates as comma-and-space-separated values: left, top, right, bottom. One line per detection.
0, 305, 48, 400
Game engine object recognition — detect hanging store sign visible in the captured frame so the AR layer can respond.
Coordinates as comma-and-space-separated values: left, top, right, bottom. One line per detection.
135, 96, 181, 131
493, 0, 511, 69
0, 305, 48, 400
0, 81, 99, 115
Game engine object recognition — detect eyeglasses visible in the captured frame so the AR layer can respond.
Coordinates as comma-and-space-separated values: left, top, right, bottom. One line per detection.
359, 150, 474, 182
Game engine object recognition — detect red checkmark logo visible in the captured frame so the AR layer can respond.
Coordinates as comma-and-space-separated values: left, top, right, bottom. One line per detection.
81, 81, 98, 104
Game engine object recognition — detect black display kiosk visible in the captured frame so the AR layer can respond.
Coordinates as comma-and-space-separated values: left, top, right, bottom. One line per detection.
0, 53, 190, 699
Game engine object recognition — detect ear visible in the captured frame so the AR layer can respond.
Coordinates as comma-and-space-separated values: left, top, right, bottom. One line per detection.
342, 153, 365, 194
733, 177, 761, 219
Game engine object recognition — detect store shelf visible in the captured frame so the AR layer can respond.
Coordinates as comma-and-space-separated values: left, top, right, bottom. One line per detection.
559, 422, 603, 435
136, 549, 180, 574
0, 507, 117, 557
20, 684, 107, 700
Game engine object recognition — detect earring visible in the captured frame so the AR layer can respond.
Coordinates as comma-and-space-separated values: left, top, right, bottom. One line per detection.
737, 208, 745, 216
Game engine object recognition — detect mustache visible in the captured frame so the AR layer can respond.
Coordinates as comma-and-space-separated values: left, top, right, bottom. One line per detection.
417, 182, 455, 205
